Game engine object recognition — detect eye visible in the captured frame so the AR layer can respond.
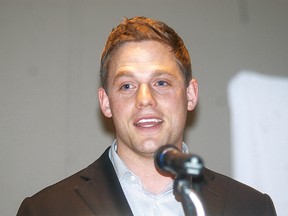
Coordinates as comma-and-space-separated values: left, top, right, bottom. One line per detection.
120, 83, 133, 90
156, 80, 168, 86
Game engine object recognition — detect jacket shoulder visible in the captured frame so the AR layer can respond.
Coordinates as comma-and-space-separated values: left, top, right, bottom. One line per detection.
17, 147, 112, 216
202, 168, 277, 216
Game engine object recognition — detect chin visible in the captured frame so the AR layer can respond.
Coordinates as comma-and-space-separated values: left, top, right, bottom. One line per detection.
139, 142, 163, 155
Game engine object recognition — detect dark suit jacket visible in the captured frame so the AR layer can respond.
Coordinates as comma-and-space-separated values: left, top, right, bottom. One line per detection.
17, 147, 277, 216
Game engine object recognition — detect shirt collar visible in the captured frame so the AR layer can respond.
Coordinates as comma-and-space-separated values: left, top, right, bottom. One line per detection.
109, 140, 131, 181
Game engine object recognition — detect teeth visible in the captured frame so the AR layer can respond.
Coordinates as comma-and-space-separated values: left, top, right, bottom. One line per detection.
135, 118, 163, 127
137, 118, 162, 123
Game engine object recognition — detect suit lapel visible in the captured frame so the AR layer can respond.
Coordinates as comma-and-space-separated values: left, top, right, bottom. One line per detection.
75, 148, 133, 216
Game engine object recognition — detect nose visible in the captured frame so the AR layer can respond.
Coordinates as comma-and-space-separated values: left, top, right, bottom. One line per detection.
136, 84, 156, 108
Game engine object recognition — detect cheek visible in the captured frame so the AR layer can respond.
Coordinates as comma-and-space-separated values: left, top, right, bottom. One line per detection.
110, 98, 133, 120
171, 91, 188, 109
172, 96, 188, 123
162, 96, 187, 122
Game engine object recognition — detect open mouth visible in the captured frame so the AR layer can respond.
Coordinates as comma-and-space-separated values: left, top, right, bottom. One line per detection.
134, 118, 163, 128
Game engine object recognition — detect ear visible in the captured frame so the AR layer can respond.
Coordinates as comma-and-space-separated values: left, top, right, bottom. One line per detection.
98, 88, 112, 118
187, 79, 198, 111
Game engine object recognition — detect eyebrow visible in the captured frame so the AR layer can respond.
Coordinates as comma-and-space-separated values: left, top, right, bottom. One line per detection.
113, 71, 135, 84
113, 69, 176, 83
152, 70, 176, 78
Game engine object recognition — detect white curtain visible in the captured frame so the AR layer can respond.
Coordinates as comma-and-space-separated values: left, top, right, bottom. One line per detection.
228, 70, 288, 216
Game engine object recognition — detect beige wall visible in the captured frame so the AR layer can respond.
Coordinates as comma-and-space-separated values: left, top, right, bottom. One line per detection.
1, 0, 287, 215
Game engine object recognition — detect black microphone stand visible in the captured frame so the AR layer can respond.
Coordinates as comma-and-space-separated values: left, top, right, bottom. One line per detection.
173, 149, 205, 216
155, 145, 206, 216
171, 149, 205, 216
174, 175, 205, 216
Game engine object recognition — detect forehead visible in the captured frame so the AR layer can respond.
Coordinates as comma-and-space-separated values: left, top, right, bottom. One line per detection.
109, 41, 180, 74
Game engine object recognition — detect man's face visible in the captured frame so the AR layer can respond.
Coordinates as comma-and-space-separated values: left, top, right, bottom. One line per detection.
98, 41, 198, 158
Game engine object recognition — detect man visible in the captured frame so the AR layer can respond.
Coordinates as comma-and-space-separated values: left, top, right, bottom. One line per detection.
17, 16, 276, 216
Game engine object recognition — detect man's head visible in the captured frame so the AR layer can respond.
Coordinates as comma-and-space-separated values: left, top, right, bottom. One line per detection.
98, 16, 198, 157
100, 16, 192, 92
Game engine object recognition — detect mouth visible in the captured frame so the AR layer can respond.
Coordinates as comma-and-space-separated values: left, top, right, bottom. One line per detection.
134, 118, 163, 128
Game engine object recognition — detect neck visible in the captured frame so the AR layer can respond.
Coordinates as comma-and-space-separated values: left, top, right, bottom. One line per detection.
127, 156, 174, 194
118, 147, 174, 194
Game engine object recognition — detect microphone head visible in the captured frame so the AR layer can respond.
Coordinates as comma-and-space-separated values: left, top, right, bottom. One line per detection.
155, 144, 179, 172
154, 144, 204, 177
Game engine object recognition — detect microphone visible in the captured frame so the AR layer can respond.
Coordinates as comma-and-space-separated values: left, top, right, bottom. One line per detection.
155, 145, 204, 177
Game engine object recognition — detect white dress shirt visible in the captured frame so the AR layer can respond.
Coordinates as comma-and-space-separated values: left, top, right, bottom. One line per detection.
109, 140, 186, 216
